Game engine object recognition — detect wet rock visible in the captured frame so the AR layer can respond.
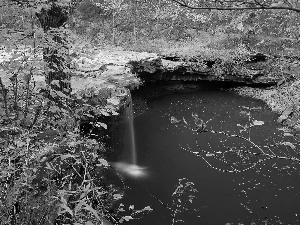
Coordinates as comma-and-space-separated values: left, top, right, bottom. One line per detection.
129, 52, 281, 84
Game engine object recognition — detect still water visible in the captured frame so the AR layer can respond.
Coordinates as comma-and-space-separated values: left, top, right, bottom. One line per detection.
113, 85, 300, 225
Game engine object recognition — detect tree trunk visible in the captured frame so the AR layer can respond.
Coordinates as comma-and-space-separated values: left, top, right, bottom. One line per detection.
36, 4, 71, 99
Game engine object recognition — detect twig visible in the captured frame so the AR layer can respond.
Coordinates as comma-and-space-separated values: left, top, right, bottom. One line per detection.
22, 68, 32, 125
29, 102, 42, 129
171, 0, 300, 13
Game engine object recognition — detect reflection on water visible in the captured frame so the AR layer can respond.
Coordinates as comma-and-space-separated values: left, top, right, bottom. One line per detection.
111, 87, 300, 225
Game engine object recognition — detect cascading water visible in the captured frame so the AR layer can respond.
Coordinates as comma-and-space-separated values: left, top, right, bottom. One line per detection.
111, 88, 146, 178
127, 92, 137, 165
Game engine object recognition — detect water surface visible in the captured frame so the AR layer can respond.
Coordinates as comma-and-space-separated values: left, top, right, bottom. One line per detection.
113, 87, 300, 225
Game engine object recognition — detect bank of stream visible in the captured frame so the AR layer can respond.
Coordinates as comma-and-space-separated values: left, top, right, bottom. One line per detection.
106, 81, 300, 225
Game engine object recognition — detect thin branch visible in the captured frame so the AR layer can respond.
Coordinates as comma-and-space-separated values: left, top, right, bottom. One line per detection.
22, 68, 32, 125
175, 116, 300, 173
29, 102, 42, 129
207, 129, 267, 154
182, 143, 300, 174
171, 0, 300, 13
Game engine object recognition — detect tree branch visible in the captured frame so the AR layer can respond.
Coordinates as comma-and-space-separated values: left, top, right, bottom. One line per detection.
171, 0, 300, 13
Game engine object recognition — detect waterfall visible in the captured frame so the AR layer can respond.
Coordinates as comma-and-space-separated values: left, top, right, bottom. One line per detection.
108, 88, 137, 164
127, 93, 137, 165
109, 89, 146, 178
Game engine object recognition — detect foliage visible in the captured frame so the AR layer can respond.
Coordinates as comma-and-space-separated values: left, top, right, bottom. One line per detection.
0, 1, 127, 224
0, 50, 122, 223
0, 129, 119, 224
0, 2, 159, 224
68, 0, 300, 58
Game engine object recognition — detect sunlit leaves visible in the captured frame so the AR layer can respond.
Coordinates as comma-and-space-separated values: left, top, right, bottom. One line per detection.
117, 204, 153, 223
119, 215, 133, 222
96, 158, 109, 167
107, 97, 120, 105
252, 120, 264, 126
113, 193, 123, 200
95, 122, 107, 129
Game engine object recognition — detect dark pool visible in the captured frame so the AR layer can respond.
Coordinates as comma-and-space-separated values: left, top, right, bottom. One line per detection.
112, 85, 300, 225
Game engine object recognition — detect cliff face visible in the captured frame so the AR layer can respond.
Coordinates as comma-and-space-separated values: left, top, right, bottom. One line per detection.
128, 52, 289, 84
24, 50, 294, 103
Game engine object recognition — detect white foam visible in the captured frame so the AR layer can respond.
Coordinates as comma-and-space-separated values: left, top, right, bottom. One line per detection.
112, 162, 147, 178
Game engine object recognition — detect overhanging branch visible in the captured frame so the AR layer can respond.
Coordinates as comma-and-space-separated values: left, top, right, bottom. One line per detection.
171, 0, 300, 13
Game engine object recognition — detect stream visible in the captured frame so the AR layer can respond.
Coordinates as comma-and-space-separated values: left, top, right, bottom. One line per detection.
108, 83, 300, 225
